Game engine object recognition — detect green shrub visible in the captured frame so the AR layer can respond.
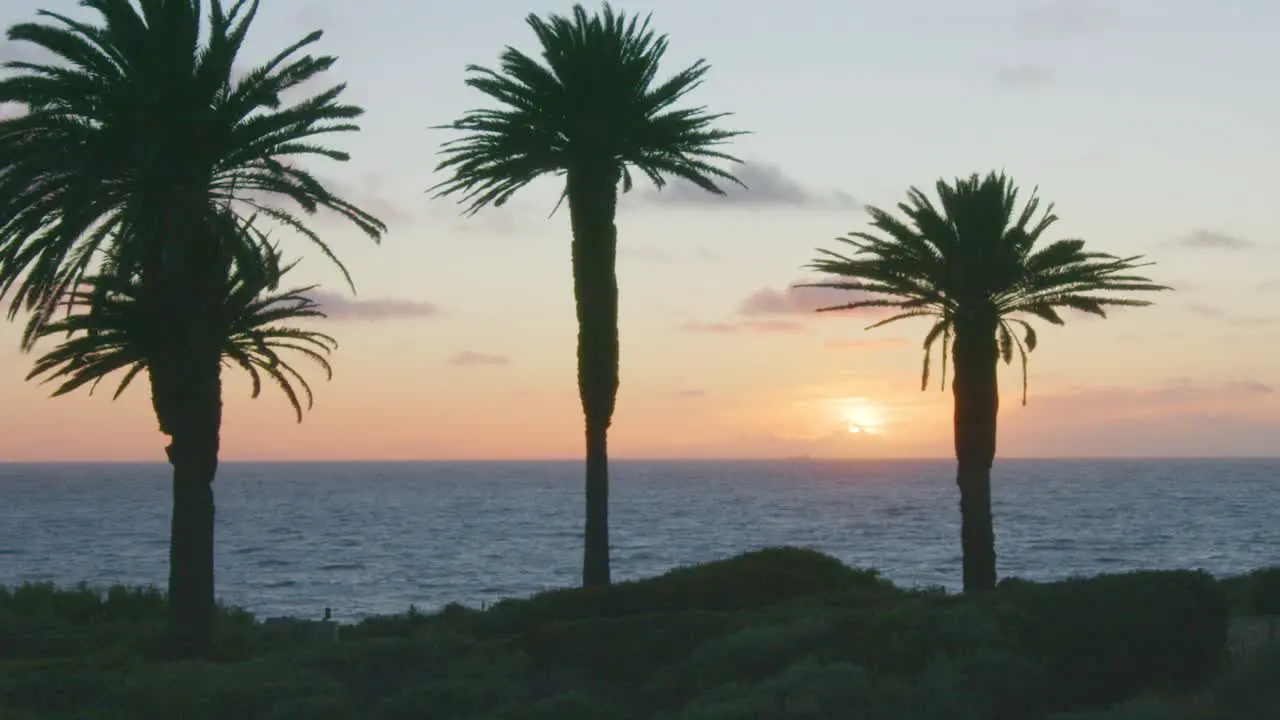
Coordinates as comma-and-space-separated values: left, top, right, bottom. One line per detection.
482, 547, 893, 634
1246, 567, 1280, 616
998, 570, 1228, 712
644, 616, 836, 710
95, 659, 350, 720
819, 595, 1013, 675
299, 632, 482, 703
1196, 643, 1280, 719
505, 692, 624, 720
518, 610, 747, 690
674, 659, 874, 720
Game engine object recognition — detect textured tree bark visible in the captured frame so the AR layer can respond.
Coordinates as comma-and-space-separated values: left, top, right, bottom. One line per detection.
567, 165, 620, 588
951, 312, 1000, 593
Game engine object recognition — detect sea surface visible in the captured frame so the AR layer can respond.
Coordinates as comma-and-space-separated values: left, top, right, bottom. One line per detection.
1, 459, 1277, 621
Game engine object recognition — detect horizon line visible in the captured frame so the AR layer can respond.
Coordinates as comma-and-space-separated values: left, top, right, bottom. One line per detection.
1, 455, 1278, 465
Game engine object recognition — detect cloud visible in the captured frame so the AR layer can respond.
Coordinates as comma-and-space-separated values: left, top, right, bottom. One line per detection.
1016, 0, 1111, 35
1165, 230, 1255, 251
310, 290, 440, 321
1001, 379, 1280, 456
673, 389, 708, 399
317, 172, 414, 225
826, 337, 910, 351
618, 246, 674, 263
292, 4, 333, 29
1184, 303, 1278, 327
738, 283, 881, 317
448, 351, 510, 367
678, 320, 805, 335
994, 63, 1055, 88
1187, 304, 1227, 319
639, 160, 860, 210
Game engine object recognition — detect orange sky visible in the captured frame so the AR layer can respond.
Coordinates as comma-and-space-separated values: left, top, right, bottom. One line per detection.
1, 0, 1278, 461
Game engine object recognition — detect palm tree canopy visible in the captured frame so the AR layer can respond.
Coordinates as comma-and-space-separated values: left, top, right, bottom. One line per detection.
26, 245, 336, 423
802, 171, 1169, 403
0, 0, 385, 323
430, 1, 746, 215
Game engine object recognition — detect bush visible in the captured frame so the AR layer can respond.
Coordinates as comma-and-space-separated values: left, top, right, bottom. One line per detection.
643, 616, 836, 710
998, 570, 1228, 712
481, 547, 895, 634
674, 660, 874, 720
518, 610, 748, 691
1246, 567, 1280, 616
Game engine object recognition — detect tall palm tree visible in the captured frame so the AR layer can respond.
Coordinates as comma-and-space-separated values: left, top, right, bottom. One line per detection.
802, 171, 1168, 593
25, 246, 337, 425
0, 0, 384, 655
430, 3, 745, 586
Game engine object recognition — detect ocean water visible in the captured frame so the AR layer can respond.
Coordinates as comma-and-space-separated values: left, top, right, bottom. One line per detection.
1, 459, 1277, 621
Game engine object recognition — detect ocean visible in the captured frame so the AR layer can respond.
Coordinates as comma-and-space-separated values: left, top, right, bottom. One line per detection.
1, 459, 1276, 621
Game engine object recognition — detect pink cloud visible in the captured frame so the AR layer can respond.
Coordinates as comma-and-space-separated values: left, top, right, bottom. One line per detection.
310, 291, 439, 321
1003, 379, 1280, 457
738, 283, 881, 316
679, 320, 806, 334
826, 337, 910, 350
448, 351, 510, 367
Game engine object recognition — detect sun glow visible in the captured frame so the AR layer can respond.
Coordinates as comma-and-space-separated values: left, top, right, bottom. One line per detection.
836, 397, 885, 436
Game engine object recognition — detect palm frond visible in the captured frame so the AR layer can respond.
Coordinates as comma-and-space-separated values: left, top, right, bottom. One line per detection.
0, 0, 385, 332
25, 251, 336, 423
429, 2, 746, 215
804, 171, 1169, 402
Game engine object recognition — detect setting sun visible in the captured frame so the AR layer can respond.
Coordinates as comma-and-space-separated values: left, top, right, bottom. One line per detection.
835, 397, 885, 436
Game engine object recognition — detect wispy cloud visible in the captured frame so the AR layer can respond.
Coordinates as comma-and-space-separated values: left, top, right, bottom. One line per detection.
618, 244, 719, 264
618, 246, 673, 263
1002, 379, 1280, 457
1016, 0, 1112, 35
1186, 303, 1278, 327
310, 290, 440, 321
318, 172, 414, 225
673, 389, 708, 399
639, 160, 859, 210
448, 351, 510, 367
825, 337, 910, 351
738, 283, 880, 317
994, 63, 1055, 88
1165, 230, 1256, 251
678, 320, 806, 335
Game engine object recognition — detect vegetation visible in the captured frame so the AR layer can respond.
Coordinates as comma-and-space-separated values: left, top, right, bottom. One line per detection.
803, 172, 1168, 592
430, 2, 745, 587
0, 0, 384, 655
24, 242, 336, 424
2, 548, 1275, 720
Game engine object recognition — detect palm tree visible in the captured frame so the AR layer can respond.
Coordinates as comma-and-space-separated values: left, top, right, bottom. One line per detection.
430, 3, 745, 586
802, 171, 1168, 593
0, 0, 384, 655
26, 247, 337, 425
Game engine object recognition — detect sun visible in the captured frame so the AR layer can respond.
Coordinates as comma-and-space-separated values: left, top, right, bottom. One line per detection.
835, 397, 885, 436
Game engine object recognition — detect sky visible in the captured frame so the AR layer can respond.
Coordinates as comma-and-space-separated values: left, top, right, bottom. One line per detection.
0, 0, 1278, 461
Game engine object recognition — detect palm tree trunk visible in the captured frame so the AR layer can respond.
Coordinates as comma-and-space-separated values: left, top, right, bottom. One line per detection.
567, 166, 620, 587
951, 313, 1000, 593
153, 336, 224, 658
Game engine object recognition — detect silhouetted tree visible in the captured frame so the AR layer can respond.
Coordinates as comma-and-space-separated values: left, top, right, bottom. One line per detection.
430, 3, 744, 586
26, 244, 336, 425
0, 0, 383, 656
803, 172, 1168, 593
